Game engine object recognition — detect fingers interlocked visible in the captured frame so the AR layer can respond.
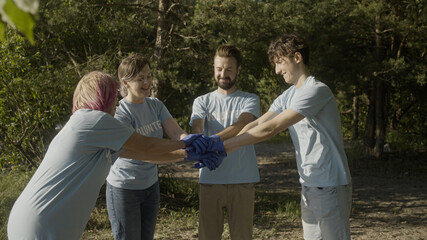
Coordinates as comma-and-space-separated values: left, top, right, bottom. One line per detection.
184, 135, 227, 171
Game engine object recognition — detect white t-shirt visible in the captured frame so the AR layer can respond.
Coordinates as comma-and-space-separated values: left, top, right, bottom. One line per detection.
8, 109, 133, 240
107, 97, 172, 190
269, 76, 351, 187
190, 90, 260, 184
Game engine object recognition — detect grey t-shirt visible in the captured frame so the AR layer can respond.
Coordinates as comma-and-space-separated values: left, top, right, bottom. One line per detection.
107, 97, 172, 190
8, 109, 133, 240
190, 90, 261, 184
269, 76, 351, 187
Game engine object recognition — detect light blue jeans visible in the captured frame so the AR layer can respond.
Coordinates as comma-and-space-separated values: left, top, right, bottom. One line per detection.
301, 184, 352, 240
106, 181, 160, 240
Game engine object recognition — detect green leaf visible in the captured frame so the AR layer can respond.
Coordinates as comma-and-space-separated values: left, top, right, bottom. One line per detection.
0, 21, 4, 41
12, 0, 39, 14
3, 0, 35, 44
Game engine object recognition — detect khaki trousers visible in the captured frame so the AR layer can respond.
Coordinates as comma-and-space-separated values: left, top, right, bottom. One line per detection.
198, 183, 255, 240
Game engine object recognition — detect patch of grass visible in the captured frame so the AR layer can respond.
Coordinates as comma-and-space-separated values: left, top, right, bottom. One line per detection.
83, 184, 111, 239
155, 207, 199, 239
0, 171, 303, 239
159, 175, 199, 210
255, 191, 301, 222
0, 169, 34, 240
345, 140, 427, 178
6, 140, 424, 239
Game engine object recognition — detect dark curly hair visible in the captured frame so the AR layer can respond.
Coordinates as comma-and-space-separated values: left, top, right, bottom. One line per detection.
268, 33, 309, 66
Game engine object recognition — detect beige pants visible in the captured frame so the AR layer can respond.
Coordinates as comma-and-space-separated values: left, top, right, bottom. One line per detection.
198, 183, 255, 240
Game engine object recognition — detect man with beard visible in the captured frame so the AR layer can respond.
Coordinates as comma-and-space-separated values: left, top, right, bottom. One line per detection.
190, 45, 260, 240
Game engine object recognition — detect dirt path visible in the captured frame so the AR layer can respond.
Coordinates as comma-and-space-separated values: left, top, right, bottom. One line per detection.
170, 141, 427, 239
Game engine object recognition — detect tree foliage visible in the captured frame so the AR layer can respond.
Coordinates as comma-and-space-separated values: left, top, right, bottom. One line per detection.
0, 0, 39, 43
0, 30, 73, 168
0, 0, 426, 168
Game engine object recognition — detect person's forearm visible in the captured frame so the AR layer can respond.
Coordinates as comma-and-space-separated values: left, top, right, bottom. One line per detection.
214, 112, 256, 140
237, 120, 257, 136
224, 123, 277, 153
141, 136, 186, 152
237, 111, 277, 136
162, 117, 187, 141
216, 122, 246, 140
120, 149, 187, 163
191, 119, 204, 134
123, 132, 186, 154
169, 127, 187, 141
226, 109, 304, 153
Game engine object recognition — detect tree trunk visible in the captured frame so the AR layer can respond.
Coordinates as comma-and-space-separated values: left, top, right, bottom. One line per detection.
373, 77, 386, 158
364, 79, 376, 155
153, 0, 170, 99
351, 87, 359, 140
364, 15, 387, 159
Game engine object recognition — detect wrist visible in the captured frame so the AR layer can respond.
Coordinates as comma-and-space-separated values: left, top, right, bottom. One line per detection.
179, 140, 186, 149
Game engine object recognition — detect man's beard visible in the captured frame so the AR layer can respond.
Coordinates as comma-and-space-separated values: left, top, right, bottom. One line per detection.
216, 75, 237, 90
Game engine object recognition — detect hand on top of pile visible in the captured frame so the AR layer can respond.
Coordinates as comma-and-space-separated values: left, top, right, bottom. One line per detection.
183, 135, 227, 171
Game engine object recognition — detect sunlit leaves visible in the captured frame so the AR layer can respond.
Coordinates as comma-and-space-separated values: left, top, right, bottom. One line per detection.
0, 0, 38, 44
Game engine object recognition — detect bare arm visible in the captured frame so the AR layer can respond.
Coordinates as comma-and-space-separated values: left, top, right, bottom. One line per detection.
192, 112, 256, 141
122, 132, 186, 155
123, 117, 188, 163
191, 118, 205, 134
215, 112, 256, 140
237, 111, 278, 136
162, 117, 188, 140
224, 109, 305, 153
120, 149, 186, 164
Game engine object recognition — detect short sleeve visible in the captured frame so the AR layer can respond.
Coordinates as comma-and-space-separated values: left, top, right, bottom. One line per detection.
86, 114, 134, 151
290, 85, 333, 118
114, 105, 135, 131
190, 96, 207, 126
155, 99, 172, 123
241, 94, 260, 118
269, 91, 289, 114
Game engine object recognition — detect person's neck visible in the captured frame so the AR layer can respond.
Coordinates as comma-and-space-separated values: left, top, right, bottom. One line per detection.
125, 95, 146, 104
294, 68, 310, 89
217, 86, 238, 95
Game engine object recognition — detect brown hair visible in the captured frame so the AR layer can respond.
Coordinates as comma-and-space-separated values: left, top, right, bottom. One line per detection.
214, 45, 243, 68
268, 33, 310, 66
72, 71, 119, 113
117, 54, 151, 97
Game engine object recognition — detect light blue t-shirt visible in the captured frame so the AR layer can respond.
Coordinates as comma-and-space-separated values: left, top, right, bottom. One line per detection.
190, 90, 260, 184
107, 97, 172, 190
7, 109, 133, 240
269, 76, 351, 187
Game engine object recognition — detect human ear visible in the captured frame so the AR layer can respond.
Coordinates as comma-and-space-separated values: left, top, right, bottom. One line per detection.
294, 52, 303, 63
122, 80, 128, 88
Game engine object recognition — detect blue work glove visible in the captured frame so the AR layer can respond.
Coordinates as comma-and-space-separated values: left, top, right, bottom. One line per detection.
192, 151, 227, 171
207, 140, 227, 168
185, 148, 203, 161
180, 134, 202, 148
190, 135, 209, 153
209, 134, 220, 142
187, 150, 220, 171
193, 158, 217, 171
207, 140, 225, 154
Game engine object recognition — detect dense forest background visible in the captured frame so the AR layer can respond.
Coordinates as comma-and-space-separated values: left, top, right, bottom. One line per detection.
1, 0, 426, 169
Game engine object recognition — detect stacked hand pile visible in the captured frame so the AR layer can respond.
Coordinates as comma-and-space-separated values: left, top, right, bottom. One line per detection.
180, 134, 227, 171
